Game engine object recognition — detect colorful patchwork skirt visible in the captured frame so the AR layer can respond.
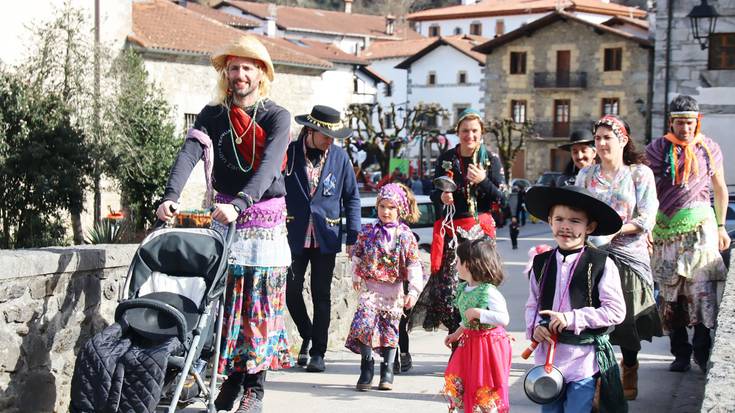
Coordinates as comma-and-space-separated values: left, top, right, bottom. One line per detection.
217, 264, 293, 375
443, 327, 512, 413
652, 218, 727, 331
345, 288, 403, 353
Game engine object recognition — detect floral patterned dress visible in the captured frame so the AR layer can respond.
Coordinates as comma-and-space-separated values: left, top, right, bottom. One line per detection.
345, 222, 423, 352
576, 164, 662, 349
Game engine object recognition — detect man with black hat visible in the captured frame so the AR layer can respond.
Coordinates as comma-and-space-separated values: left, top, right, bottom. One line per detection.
284, 105, 361, 373
557, 129, 597, 186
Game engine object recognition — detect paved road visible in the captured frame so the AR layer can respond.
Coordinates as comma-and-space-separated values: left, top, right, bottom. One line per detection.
187, 222, 706, 413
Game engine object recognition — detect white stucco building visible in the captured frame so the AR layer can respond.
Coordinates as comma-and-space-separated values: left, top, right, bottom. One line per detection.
396, 35, 488, 128
407, 0, 648, 39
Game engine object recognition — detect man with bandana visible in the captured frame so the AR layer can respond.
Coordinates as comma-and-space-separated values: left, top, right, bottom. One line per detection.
646, 95, 730, 373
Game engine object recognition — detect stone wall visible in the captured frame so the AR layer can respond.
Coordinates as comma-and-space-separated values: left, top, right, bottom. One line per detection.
484, 17, 651, 180
0, 244, 383, 412
651, 0, 735, 184
701, 261, 735, 412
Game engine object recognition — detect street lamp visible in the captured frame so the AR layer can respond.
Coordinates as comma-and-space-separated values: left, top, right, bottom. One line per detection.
687, 0, 720, 50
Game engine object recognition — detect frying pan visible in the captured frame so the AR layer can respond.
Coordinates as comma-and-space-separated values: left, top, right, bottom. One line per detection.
433, 175, 457, 193
523, 336, 566, 404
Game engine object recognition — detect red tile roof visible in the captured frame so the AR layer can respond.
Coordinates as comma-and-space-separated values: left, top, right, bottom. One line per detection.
362, 37, 437, 60
182, 1, 259, 28
472, 10, 652, 54
130, 0, 332, 69
407, 0, 646, 21
282, 38, 370, 65
395, 35, 488, 69
220, 0, 423, 40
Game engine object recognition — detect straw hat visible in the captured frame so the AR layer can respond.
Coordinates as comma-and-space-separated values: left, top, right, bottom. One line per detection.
210, 35, 275, 81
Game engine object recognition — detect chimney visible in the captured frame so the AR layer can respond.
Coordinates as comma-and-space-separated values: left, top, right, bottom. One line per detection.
265, 3, 277, 37
385, 15, 396, 35
344, 0, 353, 14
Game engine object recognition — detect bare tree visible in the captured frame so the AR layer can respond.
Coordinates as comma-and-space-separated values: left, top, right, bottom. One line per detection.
346, 102, 448, 175
487, 119, 535, 184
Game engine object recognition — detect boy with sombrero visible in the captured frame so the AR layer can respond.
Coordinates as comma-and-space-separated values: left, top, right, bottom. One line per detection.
524, 185, 627, 413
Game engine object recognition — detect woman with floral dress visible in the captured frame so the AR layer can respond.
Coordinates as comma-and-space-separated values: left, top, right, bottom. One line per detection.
576, 115, 662, 401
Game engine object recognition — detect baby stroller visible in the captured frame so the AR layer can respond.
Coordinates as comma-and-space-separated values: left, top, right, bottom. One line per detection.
70, 218, 235, 413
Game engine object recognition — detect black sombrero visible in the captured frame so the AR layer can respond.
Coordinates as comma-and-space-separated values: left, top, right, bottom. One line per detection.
295, 105, 352, 139
525, 185, 622, 236
558, 129, 595, 151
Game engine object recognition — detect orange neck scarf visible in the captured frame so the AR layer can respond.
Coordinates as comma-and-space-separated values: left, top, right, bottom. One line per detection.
663, 132, 714, 186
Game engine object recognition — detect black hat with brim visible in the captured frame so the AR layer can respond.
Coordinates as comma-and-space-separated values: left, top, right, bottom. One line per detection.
525, 185, 622, 236
295, 105, 352, 139
558, 129, 595, 151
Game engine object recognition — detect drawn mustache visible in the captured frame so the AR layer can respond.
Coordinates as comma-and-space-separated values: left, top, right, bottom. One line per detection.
554, 230, 583, 238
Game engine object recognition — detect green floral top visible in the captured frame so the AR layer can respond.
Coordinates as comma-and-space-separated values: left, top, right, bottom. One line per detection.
455, 282, 504, 330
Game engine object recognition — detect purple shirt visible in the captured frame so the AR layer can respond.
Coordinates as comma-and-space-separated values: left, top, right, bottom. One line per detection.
646, 135, 722, 217
525, 250, 626, 383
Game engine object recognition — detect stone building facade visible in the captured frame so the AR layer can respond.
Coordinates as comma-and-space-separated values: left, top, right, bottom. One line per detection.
475, 12, 652, 180
652, 0, 735, 183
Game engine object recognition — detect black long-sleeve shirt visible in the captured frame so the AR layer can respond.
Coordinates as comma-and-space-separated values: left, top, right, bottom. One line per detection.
430, 145, 505, 219
163, 100, 291, 210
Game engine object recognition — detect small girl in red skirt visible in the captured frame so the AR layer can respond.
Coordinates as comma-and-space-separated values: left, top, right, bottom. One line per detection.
443, 238, 512, 413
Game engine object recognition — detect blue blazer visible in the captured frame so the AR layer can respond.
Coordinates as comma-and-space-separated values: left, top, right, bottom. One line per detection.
284, 137, 361, 256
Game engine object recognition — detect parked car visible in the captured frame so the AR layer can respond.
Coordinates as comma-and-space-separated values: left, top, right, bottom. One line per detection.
535, 172, 564, 187
353, 195, 436, 251
510, 178, 532, 192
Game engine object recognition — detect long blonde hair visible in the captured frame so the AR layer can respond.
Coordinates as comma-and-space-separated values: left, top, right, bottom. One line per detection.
211, 63, 271, 106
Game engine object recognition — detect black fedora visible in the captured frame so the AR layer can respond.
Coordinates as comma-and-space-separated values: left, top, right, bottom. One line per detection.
525, 185, 622, 236
558, 129, 595, 151
295, 105, 352, 139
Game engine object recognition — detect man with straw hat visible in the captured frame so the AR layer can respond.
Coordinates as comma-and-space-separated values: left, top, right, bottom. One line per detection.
157, 35, 291, 413
284, 104, 361, 373
646, 95, 730, 373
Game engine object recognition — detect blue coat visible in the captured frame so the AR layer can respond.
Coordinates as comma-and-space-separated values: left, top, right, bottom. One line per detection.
284, 137, 361, 256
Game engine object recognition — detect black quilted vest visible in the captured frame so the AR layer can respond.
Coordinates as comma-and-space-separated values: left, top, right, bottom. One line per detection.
531, 247, 609, 335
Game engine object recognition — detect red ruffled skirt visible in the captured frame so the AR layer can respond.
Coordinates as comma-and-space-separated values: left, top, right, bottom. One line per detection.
443, 327, 512, 413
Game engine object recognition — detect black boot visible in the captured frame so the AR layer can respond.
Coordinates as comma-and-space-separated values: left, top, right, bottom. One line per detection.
214, 372, 244, 412
400, 352, 412, 373
355, 358, 374, 391
297, 339, 310, 367
393, 353, 401, 374
378, 361, 393, 390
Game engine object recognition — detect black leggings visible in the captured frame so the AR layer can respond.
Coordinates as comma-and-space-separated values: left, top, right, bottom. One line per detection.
398, 312, 409, 354
621, 348, 638, 367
